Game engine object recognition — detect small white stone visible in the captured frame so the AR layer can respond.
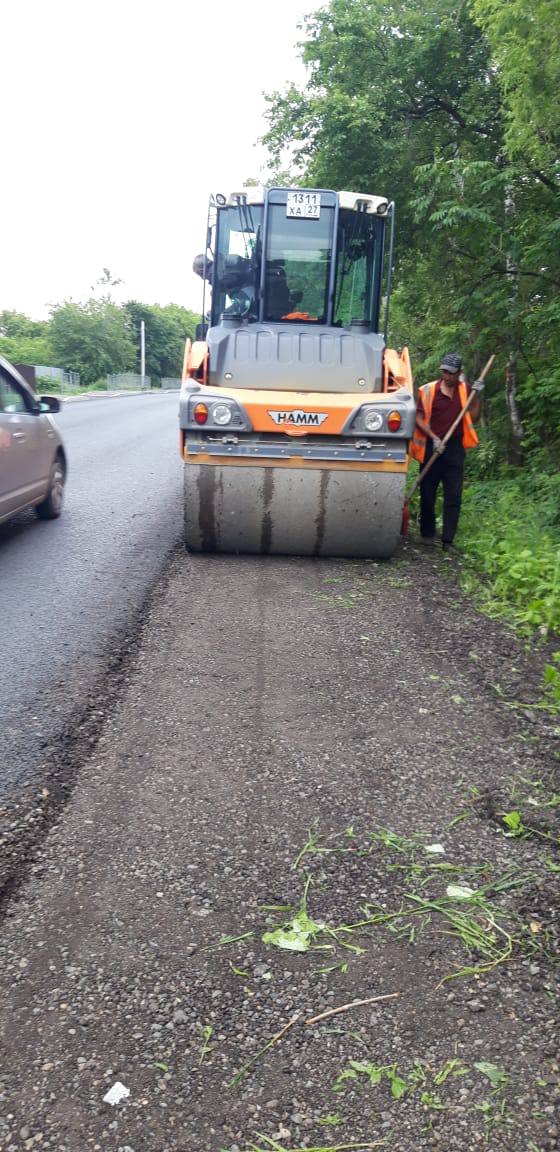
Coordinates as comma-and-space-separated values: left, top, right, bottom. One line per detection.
103, 1081, 130, 1106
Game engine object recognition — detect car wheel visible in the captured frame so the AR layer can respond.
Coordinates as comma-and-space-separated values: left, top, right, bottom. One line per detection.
36, 453, 66, 520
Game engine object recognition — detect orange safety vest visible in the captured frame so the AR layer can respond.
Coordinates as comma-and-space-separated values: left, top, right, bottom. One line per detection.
409, 379, 479, 463
280, 311, 318, 321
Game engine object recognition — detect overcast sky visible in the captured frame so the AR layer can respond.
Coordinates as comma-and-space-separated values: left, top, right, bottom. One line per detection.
3, 0, 316, 319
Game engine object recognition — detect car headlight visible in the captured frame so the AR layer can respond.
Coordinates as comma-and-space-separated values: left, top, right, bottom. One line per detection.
363, 409, 384, 432
212, 403, 233, 426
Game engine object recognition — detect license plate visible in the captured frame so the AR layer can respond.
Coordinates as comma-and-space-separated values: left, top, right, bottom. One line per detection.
286, 191, 321, 219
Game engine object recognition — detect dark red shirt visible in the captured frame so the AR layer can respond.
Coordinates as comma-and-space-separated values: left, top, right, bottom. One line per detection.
418, 379, 471, 439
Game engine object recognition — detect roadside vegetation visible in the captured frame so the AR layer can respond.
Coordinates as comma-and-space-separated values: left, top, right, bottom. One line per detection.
459, 472, 560, 634
34, 377, 177, 397
264, 0, 560, 649
0, 270, 199, 386
35, 377, 110, 396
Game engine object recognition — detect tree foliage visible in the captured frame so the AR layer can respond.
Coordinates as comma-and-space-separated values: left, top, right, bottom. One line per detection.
0, 296, 199, 387
265, 0, 560, 466
124, 302, 199, 381
472, 0, 560, 180
48, 299, 137, 386
0, 310, 55, 367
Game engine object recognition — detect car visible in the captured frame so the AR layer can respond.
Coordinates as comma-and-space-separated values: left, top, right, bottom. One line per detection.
0, 354, 67, 525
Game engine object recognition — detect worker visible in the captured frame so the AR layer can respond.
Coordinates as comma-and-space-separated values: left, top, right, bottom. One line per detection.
410, 352, 485, 552
193, 254, 213, 283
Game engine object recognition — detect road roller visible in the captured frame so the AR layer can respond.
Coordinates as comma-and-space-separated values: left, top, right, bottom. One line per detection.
179, 186, 416, 557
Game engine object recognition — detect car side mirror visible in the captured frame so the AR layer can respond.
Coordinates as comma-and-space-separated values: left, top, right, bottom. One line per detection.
38, 395, 61, 413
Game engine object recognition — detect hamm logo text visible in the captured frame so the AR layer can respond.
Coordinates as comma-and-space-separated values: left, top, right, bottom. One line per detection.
268, 410, 328, 427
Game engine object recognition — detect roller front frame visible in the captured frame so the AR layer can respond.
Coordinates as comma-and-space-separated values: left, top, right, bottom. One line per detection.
179, 381, 415, 558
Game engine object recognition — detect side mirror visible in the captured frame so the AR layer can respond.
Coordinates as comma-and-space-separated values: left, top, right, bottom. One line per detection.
38, 395, 61, 413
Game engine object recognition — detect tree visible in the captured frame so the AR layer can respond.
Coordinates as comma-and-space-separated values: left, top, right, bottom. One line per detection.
49, 299, 136, 385
124, 302, 199, 382
0, 310, 55, 367
265, 1, 502, 244
0, 310, 49, 340
264, 0, 560, 465
472, 0, 560, 184
470, 0, 560, 461
92, 268, 124, 293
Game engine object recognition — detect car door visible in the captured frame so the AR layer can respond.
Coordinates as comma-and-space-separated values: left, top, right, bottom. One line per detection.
0, 392, 15, 519
0, 368, 53, 516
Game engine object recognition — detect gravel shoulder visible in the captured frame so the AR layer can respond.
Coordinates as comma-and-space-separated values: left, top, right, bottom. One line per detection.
0, 542, 558, 1152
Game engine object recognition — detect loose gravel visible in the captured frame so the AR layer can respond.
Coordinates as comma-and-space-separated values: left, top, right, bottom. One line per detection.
0, 541, 558, 1151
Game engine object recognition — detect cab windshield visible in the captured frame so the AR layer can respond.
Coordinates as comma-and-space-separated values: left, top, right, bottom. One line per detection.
262, 204, 334, 323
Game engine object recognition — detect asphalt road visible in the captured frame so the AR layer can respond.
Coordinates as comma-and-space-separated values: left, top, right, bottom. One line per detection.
0, 392, 182, 795
0, 547, 557, 1150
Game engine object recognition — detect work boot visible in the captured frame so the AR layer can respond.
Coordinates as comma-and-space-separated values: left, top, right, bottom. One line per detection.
419, 535, 437, 546
442, 541, 461, 556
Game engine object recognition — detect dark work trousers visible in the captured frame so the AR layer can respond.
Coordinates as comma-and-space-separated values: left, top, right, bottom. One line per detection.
420, 437, 466, 544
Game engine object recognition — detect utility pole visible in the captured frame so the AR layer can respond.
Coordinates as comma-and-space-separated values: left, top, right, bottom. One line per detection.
140, 320, 146, 388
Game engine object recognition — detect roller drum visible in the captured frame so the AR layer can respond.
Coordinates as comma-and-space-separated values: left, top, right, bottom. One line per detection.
184, 463, 405, 558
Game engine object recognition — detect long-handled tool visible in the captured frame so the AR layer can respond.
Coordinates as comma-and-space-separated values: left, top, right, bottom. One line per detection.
401, 353, 495, 534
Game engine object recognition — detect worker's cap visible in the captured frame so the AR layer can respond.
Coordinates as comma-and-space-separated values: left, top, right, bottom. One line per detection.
440, 353, 462, 374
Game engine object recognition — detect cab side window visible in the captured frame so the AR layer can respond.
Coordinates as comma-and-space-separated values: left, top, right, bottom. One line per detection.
0, 371, 30, 415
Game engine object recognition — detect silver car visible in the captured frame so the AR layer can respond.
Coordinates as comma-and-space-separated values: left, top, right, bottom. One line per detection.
0, 355, 67, 525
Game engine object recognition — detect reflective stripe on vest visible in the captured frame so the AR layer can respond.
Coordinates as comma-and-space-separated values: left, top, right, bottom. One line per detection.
409, 380, 478, 463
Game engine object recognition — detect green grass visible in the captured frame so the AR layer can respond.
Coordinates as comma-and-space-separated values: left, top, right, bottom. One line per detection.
229, 1142, 385, 1152
37, 378, 109, 396
456, 475, 560, 638
38, 378, 161, 397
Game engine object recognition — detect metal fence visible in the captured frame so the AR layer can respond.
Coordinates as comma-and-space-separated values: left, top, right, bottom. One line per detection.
106, 373, 151, 391
161, 377, 182, 390
34, 365, 80, 390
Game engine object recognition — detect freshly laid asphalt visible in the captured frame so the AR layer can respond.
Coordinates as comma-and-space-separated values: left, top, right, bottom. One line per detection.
0, 543, 558, 1151
0, 392, 182, 796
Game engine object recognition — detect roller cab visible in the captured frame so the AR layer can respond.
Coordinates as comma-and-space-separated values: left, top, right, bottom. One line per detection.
180, 187, 415, 557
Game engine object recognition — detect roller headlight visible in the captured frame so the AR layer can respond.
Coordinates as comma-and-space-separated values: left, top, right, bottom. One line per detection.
212, 403, 233, 426
363, 409, 384, 432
